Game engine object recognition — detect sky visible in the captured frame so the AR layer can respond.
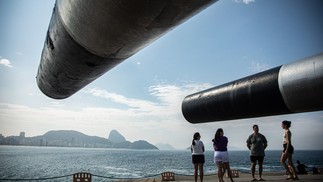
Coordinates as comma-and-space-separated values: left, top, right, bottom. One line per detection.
1, 0, 323, 150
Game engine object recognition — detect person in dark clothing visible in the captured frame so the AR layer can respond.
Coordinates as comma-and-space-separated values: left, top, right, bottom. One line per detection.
213, 128, 234, 182
296, 160, 308, 174
246, 125, 268, 181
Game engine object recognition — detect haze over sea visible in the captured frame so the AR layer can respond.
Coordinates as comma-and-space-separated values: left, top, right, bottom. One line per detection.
0, 146, 322, 182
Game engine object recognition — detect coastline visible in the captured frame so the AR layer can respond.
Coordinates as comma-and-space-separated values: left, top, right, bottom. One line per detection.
119, 172, 323, 182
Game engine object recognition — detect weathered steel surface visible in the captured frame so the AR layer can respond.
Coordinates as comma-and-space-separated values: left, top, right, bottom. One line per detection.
182, 53, 323, 123
37, 0, 216, 99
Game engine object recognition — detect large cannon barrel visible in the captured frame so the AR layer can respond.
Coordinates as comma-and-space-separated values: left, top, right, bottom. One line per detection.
182, 52, 323, 123
36, 0, 216, 99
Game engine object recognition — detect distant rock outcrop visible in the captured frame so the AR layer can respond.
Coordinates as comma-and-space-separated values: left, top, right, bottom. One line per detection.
108, 130, 126, 143
107, 130, 158, 150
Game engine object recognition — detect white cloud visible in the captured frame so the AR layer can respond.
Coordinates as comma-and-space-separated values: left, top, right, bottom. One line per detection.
234, 0, 255, 4
85, 83, 211, 114
0, 58, 13, 68
1, 83, 322, 150
85, 87, 158, 111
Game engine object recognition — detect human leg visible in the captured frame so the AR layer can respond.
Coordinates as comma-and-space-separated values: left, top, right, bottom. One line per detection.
216, 162, 224, 182
250, 156, 257, 180
223, 162, 234, 182
258, 156, 265, 180
194, 163, 198, 182
287, 155, 299, 180
281, 152, 292, 179
222, 166, 226, 180
251, 161, 256, 179
258, 161, 264, 181
214, 151, 224, 182
221, 151, 234, 182
198, 163, 204, 182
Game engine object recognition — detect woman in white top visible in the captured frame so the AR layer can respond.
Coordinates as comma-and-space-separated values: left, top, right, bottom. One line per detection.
281, 120, 299, 180
191, 132, 205, 182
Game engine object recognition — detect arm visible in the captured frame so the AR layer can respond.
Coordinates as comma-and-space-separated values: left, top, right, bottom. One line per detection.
247, 143, 251, 150
246, 136, 251, 150
212, 139, 217, 150
200, 141, 205, 152
263, 135, 268, 149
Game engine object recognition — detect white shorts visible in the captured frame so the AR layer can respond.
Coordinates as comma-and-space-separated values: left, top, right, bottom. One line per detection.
214, 151, 229, 163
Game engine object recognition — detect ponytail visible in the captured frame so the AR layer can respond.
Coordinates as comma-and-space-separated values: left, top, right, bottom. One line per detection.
192, 139, 196, 146
192, 132, 200, 146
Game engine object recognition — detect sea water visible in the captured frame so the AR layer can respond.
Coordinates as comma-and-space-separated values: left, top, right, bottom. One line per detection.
0, 146, 322, 181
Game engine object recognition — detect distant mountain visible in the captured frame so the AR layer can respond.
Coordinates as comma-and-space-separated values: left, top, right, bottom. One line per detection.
155, 143, 175, 150
108, 130, 126, 143
132, 140, 158, 150
30, 130, 113, 148
43, 130, 109, 144
107, 130, 158, 150
0, 130, 158, 150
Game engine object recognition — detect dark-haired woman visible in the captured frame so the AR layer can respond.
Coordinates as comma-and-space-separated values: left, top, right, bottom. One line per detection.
281, 120, 299, 180
191, 132, 205, 182
213, 128, 234, 182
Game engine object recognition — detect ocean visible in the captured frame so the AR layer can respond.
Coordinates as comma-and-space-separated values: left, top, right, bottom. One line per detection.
0, 146, 322, 181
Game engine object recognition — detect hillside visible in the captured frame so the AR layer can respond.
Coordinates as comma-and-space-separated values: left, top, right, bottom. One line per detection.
155, 143, 175, 150
0, 130, 158, 150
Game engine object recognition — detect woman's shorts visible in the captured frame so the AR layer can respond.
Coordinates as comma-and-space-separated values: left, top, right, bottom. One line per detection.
192, 154, 205, 164
283, 144, 294, 154
214, 151, 229, 163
